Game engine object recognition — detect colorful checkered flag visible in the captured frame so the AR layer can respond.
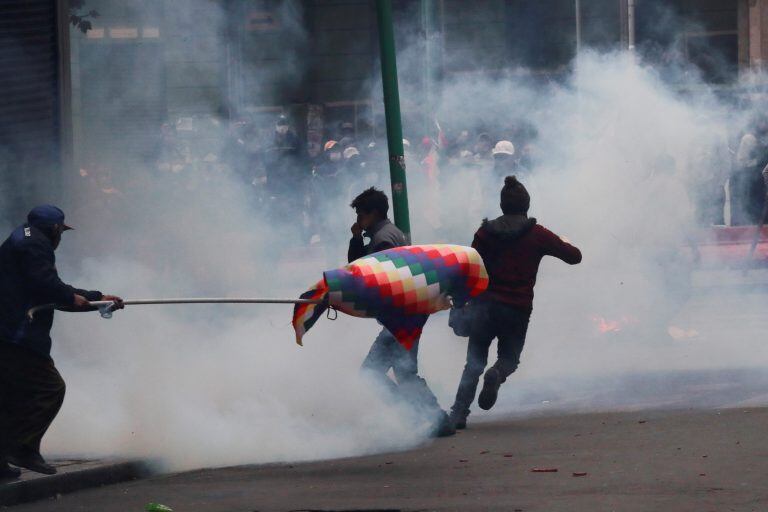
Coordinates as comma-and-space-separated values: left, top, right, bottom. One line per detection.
293, 245, 489, 349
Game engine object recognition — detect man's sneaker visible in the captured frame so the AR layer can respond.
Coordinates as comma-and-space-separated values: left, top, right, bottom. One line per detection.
6, 450, 56, 475
0, 461, 21, 481
449, 410, 468, 430
430, 411, 456, 438
478, 368, 501, 410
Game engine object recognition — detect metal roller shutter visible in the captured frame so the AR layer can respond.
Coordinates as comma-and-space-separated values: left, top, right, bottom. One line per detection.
0, 0, 61, 216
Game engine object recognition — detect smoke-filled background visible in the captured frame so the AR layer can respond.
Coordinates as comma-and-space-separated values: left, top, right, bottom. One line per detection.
3, 0, 768, 471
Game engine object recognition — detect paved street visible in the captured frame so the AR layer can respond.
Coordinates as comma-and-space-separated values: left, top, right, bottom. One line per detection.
10, 404, 767, 512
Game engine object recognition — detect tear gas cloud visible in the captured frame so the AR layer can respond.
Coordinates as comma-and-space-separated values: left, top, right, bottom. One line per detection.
33, 1, 768, 470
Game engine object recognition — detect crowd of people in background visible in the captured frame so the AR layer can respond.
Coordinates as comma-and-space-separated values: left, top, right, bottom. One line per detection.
73, 108, 768, 252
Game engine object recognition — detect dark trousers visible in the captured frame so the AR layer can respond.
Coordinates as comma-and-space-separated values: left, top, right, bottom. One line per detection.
362, 328, 442, 416
0, 342, 66, 457
730, 166, 765, 226
451, 301, 530, 418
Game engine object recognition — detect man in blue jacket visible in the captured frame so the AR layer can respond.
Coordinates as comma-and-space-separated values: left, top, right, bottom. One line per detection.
0, 205, 123, 479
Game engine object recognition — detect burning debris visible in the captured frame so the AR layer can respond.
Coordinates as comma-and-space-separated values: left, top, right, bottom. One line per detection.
591, 315, 639, 334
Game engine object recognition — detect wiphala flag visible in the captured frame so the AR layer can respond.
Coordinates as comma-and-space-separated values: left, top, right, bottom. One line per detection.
293, 244, 489, 349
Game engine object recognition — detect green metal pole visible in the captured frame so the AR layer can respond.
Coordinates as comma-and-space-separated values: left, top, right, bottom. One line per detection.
375, 0, 411, 242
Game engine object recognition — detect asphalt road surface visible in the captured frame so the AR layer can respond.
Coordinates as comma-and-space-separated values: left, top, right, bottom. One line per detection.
10, 404, 767, 512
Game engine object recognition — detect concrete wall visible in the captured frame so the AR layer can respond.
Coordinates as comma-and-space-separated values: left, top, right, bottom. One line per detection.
443, 0, 508, 73
307, 0, 375, 103
628, 0, 738, 82
70, 0, 167, 168
746, 0, 768, 71
163, 0, 228, 117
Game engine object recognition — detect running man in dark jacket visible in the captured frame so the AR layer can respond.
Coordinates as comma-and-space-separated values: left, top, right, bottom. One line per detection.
0, 205, 123, 479
349, 188, 454, 438
450, 177, 582, 429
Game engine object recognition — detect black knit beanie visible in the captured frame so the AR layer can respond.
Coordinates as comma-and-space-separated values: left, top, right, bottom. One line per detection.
500, 175, 530, 214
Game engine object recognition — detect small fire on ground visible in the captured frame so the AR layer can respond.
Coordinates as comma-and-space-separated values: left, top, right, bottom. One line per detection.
591, 315, 699, 340
591, 315, 638, 334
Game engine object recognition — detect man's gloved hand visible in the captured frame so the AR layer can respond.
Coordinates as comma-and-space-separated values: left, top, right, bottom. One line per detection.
102, 295, 125, 309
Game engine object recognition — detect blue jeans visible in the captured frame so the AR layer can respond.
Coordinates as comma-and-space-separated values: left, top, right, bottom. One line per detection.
451, 301, 530, 418
362, 328, 442, 415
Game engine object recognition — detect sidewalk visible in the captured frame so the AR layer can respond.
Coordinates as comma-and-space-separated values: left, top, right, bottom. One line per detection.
0, 458, 151, 507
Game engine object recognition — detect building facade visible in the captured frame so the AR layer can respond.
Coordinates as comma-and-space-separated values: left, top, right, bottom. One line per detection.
3, 0, 768, 212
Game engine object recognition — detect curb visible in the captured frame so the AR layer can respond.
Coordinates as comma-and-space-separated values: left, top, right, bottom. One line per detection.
0, 460, 152, 507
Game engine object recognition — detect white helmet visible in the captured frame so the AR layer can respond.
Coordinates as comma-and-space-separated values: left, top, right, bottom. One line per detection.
492, 140, 515, 156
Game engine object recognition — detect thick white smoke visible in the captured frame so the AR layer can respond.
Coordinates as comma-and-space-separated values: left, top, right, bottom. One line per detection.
36, 3, 768, 471
413, 51, 768, 419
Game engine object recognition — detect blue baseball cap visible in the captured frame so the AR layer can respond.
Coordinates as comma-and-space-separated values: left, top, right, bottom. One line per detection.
27, 205, 74, 230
